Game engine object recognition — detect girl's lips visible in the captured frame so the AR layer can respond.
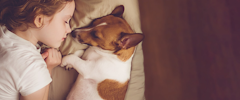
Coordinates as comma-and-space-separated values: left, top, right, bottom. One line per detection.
62, 37, 66, 40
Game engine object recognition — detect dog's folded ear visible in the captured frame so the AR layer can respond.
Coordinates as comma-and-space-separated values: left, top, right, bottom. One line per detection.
118, 33, 144, 49
111, 5, 124, 18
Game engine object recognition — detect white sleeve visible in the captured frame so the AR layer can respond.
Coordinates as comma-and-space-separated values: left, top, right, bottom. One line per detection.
17, 60, 52, 96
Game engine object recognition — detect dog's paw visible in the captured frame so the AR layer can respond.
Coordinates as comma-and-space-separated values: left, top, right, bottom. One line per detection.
60, 63, 73, 70
60, 58, 68, 67
60, 61, 67, 68
60, 59, 66, 67
60, 54, 77, 70
65, 64, 73, 70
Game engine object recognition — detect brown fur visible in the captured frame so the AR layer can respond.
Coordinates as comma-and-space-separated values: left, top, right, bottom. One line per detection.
73, 15, 135, 61
115, 47, 135, 61
97, 79, 129, 100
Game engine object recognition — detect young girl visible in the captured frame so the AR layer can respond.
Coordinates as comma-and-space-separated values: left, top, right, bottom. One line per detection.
0, 0, 75, 100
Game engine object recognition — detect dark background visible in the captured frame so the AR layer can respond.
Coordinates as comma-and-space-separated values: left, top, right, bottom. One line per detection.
139, 0, 240, 100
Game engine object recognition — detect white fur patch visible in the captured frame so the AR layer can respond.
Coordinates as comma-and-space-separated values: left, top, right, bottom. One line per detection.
96, 22, 108, 27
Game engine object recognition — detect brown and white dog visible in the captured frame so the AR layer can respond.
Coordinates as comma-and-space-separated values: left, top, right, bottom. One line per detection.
61, 5, 144, 100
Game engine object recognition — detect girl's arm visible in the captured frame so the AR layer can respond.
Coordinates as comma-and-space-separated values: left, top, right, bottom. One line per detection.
20, 48, 61, 100
19, 85, 49, 100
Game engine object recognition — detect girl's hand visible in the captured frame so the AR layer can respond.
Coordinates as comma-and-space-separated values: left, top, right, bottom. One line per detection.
41, 48, 62, 75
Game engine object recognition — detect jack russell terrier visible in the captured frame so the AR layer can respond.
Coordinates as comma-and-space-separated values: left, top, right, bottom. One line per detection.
61, 5, 144, 100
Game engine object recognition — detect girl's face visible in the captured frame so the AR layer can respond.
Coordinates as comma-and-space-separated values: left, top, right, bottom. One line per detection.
37, 1, 75, 48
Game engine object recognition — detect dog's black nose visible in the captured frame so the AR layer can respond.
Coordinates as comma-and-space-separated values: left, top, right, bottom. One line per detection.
71, 30, 76, 38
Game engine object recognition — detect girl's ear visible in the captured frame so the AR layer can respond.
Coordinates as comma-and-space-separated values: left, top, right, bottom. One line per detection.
110, 5, 124, 18
34, 14, 44, 28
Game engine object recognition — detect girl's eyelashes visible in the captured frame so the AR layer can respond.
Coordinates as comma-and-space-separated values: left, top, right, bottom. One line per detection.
65, 19, 71, 24
65, 21, 69, 24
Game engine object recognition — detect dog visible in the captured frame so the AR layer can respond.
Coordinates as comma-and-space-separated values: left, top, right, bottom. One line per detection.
61, 5, 144, 100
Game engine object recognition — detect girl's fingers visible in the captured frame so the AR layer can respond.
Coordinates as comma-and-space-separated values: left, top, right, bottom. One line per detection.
44, 48, 62, 68
46, 48, 57, 61
46, 48, 52, 59
52, 48, 62, 63
58, 51, 61, 59
52, 49, 57, 59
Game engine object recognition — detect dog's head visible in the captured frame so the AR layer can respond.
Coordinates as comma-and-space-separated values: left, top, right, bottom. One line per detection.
71, 5, 143, 54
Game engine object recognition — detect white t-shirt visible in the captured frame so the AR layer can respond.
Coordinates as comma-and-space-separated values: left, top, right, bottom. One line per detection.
0, 26, 52, 100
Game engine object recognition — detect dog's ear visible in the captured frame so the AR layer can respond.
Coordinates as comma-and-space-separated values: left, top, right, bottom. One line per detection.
118, 33, 144, 49
111, 5, 124, 17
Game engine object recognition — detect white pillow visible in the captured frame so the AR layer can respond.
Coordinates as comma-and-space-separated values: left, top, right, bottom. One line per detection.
71, 0, 142, 32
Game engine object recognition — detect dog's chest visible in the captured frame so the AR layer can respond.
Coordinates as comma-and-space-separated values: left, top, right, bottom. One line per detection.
81, 47, 132, 82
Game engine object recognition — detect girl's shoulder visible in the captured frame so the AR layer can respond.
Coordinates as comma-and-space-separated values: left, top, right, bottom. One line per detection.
0, 25, 45, 70
0, 25, 40, 57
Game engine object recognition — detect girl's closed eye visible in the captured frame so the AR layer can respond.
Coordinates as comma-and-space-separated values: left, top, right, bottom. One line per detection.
65, 19, 71, 24
65, 21, 69, 24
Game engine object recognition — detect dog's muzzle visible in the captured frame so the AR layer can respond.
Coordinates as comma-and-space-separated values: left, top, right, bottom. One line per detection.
71, 30, 77, 38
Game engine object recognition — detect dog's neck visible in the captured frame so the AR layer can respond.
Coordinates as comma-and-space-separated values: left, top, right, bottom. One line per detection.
89, 46, 135, 62
114, 47, 135, 62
